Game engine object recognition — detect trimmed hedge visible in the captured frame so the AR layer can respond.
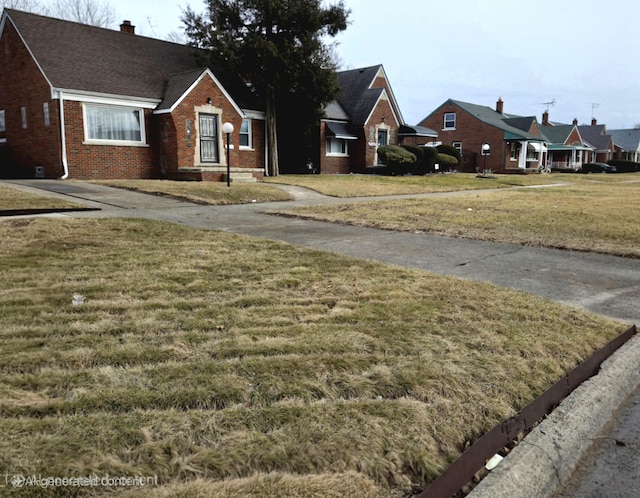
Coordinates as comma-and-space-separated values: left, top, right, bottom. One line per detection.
377, 145, 416, 176
436, 144, 461, 164
608, 159, 639, 172
437, 153, 459, 169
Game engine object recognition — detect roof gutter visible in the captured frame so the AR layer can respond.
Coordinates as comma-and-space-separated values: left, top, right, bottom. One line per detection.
58, 91, 69, 179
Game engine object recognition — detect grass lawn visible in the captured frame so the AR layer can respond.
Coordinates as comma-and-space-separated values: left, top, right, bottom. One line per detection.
0, 184, 84, 211
273, 176, 640, 259
263, 172, 566, 197
90, 180, 293, 205
0, 215, 626, 497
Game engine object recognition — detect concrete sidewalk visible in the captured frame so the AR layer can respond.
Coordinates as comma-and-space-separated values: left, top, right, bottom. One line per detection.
3, 178, 639, 496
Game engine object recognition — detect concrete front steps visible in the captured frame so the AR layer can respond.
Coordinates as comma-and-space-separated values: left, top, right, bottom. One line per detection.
169, 167, 263, 182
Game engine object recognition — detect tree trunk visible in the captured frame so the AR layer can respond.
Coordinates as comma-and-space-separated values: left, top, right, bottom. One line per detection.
266, 91, 279, 176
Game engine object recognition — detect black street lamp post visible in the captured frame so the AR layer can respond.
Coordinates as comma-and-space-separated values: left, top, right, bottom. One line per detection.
222, 122, 234, 187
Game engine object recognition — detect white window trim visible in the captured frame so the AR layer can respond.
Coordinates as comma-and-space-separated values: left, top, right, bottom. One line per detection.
0, 110, 5, 133
239, 118, 252, 150
452, 141, 462, 154
443, 112, 456, 130
21, 106, 27, 129
325, 137, 349, 157
82, 103, 147, 146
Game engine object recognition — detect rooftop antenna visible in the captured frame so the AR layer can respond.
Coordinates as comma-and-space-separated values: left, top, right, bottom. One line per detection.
540, 98, 556, 112
591, 103, 600, 119
147, 17, 158, 37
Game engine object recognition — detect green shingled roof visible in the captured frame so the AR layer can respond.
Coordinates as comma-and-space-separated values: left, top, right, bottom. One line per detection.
450, 99, 545, 141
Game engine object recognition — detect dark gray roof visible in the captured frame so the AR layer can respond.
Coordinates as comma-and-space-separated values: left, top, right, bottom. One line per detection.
609, 129, 640, 151
324, 100, 350, 121
156, 69, 208, 111
399, 124, 437, 137
4, 9, 261, 110
335, 65, 385, 125
325, 121, 358, 140
577, 124, 612, 151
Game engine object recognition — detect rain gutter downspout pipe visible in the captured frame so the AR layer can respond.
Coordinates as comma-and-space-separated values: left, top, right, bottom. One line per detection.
58, 91, 69, 179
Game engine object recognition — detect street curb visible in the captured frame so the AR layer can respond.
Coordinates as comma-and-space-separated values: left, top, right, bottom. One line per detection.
468, 334, 640, 497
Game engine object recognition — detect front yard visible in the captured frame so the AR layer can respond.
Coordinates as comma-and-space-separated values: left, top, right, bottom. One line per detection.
272, 175, 640, 258
0, 211, 626, 497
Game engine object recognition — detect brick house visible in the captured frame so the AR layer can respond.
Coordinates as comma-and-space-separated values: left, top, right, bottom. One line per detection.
577, 119, 615, 164
610, 128, 640, 162
539, 112, 595, 170
418, 98, 547, 173
318, 65, 436, 174
0, 9, 266, 181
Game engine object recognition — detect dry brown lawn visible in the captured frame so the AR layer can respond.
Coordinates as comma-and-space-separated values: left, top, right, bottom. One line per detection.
90, 179, 292, 204
273, 177, 640, 258
263, 172, 565, 197
0, 215, 626, 497
0, 184, 83, 210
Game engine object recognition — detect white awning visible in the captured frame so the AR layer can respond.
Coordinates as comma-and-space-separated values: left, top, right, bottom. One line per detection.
528, 142, 542, 151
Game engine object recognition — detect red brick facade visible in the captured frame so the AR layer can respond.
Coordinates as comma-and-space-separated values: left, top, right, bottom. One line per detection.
420, 102, 506, 172
157, 74, 265, 181
0, 15, 266, 181
0, 19, 63, 178
419, 100, 545, 173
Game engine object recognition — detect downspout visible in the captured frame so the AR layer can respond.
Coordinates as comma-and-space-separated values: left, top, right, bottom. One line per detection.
264, 118, 269, 176
58, 92, 69, 179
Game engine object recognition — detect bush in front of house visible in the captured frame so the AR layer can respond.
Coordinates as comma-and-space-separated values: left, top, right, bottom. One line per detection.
401, 145, 428, 175
607, 159, 639, 172
420, 146, 439, 173
437, 153, 459, 171
436, 144, 462, 165
377, 145, 416, 176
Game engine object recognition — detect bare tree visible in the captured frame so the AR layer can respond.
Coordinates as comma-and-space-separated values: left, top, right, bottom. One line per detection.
46, 0, 117, 27
2, 0, 118, 28
1, 0, 44, 12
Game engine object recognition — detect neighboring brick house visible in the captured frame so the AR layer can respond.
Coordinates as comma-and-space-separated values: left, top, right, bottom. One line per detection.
419, 98, 547, 173
577, 119, 615, 164
610, 128, 640, 162
0, 9, 266, 181
318, 65, 436, 174
539, 112, 594, 170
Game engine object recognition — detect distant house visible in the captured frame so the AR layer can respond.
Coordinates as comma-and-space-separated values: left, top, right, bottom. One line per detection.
610, 128, 640, 162
418, 98, 546, 173
540, 112, 594, 170
577, 119, 615, 164
318, 65, 436, 174
0, 9, 266, 181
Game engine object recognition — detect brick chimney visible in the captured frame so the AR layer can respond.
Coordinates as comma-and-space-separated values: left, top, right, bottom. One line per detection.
542, 110, 549, 126
496, 97, 504, 114
573, 118, 578, 125
591, 117, 597, 126
120, 20, 135, 35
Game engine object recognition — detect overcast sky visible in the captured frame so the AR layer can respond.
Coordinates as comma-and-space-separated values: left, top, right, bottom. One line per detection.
110, 0, 640, 129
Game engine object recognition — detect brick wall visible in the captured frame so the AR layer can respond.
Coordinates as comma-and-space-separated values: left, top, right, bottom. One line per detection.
63, 101, 158, 179
419, 102, 507, 172
0, 20, 63, 178
318, 121, 352, 174
161, 74, 265, 178
364, 97, 400, 168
